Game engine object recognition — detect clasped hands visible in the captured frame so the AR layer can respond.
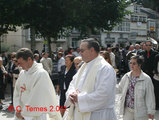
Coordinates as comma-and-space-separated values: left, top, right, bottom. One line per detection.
16, 111, 24, 120
148, 114, 154, 120
69, 90, 80, 104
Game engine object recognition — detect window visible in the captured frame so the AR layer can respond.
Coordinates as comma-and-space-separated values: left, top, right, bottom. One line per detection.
134, 5, 140, 13
107, 33, 110, 38
139, 16, 143, 22
131, 15, 135, 21
123, 22, 130, 31
131, 15, 147, 22
139, 16, 147, 22
27, 28, 42, 41
119, 34, 123, 38
118, 25, 122, 31
131, 15, 138, 22
113, 22, 130, 32
134, 16, 138, 21
72, 38, 78, 48
143, 17, 147, 22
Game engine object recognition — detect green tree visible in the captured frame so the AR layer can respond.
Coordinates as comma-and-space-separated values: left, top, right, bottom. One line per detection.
0, 0, 129, 55
62, 0, 129, 37
20, 0, 65, 53
0, 0, 23, 53
19, 0, 129, 55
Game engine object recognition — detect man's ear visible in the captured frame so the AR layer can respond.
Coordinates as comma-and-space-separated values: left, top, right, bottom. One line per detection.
90, 47, 94, 52
28, 57, 32, 62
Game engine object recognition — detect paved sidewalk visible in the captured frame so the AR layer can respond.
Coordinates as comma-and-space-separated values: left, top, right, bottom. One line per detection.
0, 93, 14, 120
0, 86, 159, 120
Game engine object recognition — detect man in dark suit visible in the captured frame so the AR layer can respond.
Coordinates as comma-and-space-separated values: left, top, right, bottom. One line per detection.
141, 40, 158, 79
7, 52, 16, 105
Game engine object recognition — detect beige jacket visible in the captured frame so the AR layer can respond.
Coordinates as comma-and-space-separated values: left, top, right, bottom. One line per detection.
40, 57, 52, 75
116, 71, 156, 119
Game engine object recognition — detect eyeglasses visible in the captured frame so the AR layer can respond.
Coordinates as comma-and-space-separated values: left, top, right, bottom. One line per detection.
129, 62, 137, 65
146, 44, 152, 46
74, 62, 80, 65
80, 49, 87, 53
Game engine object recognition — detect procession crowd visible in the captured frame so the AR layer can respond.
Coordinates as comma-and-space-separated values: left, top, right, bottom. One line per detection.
0, 38, 159, 120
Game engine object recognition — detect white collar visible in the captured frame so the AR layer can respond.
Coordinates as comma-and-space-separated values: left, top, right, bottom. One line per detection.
86, 55, 99, 66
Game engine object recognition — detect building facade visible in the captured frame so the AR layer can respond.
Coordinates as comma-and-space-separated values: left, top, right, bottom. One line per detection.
101, 3, 150, 47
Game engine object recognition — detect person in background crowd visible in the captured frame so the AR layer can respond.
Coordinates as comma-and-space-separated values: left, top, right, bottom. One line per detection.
40, 52, 53, 76
12, 57, 21, 92
100, 51, 112, 65
126, 45, 136, 61
72, 47, 80, 57
140, 42, 146, 51
73, 56, 83, 70
56, 55, 76, 116
7, 52, 16, 105
65, 47, 74, 56
141, 40, 158, 80
0, 57, 7, 109
57, 52, 65, 73
65, 38, 117, 120
117, 55, 155, 120
107, 47, 116, 68
118, 47, 127, 75
1, 52, 8, 68
14, 48, 62, 120
153, 53, 159, 110
33, 49, 40, 55
126, 45, 136, 71
58, 47, 64, 53
33, 53, 40, 63
100, 51, 119, 75
51, 52, 57, 62
135, 44, 142, 55
112, 47, 120, 71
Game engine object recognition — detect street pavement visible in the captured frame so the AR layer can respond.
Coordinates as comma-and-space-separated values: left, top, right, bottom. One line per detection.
0, 86, 159, 120
0, 93, 14, 120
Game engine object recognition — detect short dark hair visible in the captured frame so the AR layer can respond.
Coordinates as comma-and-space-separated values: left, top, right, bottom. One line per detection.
58, 52, 63, 57
16, 48, 34, 61
145, 40, 152, 44
81, 38, 100, 53
130, 55, 144, 66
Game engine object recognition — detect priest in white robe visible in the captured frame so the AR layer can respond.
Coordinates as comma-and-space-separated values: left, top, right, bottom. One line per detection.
64, 38, 117, 120
13, 48, 62, 120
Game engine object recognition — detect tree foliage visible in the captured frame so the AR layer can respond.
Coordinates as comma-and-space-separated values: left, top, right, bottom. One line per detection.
0, 0, 129, 37
0, 0, 27, 35
62, 0, 129, 36
21, 0, 65, 38
0, 0, 25, 52
0, 0, 129, 52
